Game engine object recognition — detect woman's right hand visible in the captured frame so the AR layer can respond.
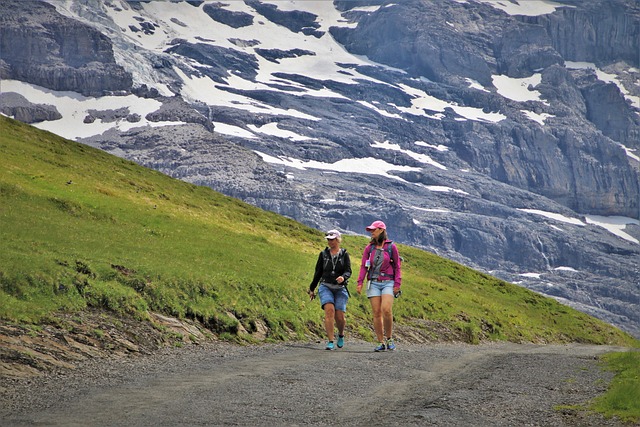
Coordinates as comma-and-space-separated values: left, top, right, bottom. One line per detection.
356, 283, 363, 294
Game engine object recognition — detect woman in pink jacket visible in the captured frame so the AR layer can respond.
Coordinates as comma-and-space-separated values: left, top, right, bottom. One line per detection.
356, 220, 402, 352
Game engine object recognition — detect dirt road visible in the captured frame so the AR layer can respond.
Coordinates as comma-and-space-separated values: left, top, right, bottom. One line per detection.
0, 341, 628, 426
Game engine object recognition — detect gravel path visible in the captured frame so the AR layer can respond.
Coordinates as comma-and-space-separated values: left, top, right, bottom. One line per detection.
0, 340, 628, 426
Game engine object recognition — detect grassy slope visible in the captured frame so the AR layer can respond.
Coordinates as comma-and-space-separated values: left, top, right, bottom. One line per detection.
0, 115, 637, 347
590, 351, 640, 423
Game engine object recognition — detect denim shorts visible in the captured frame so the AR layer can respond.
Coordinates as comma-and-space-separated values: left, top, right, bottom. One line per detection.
366, 280, 395, 298
318, 283, 349, 312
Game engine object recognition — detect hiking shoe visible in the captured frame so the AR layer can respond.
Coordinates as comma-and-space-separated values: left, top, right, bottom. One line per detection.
386, 338, 396, 351
337, 335, 344, 348
325, 341, 335, 350
374, 342, 386, 352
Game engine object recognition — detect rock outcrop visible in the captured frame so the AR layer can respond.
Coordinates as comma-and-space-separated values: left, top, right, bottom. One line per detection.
0, 0, 132, 96
0, 92, 61, 123
330, 0, 640, 218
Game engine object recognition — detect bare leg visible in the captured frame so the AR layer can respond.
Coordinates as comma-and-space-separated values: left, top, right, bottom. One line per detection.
335, 310, 345, 336
369, 296, 384, 342
380, 295, 394, 339
324, 303, 336, 341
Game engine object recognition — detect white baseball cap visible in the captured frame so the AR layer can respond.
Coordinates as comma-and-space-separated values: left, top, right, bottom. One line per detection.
325, 229, 341, 240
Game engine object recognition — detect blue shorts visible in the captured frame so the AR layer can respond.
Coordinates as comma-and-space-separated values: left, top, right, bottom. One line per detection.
318, 283, 349, 312
366, 280, 395, 298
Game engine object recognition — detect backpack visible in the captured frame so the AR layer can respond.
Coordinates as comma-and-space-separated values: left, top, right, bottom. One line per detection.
365, 241, 399, 282
365, 241, 395, 264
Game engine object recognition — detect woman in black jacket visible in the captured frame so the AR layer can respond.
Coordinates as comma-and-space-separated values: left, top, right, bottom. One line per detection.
308, 229, 352, 350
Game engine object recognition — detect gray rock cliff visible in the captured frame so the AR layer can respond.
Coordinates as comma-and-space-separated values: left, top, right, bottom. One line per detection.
1, 0, 638, 337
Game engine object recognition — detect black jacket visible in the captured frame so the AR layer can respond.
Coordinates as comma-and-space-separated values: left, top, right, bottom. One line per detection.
309, 248, 352, 292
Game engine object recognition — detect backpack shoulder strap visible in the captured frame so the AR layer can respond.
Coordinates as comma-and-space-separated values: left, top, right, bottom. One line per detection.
322, 248, 330, 265
364, 243, 374, 259
385, 241, 394, 261
323, 248, 345, 263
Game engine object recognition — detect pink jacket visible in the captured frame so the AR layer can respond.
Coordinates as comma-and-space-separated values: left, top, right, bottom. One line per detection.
357, 240, 402, 289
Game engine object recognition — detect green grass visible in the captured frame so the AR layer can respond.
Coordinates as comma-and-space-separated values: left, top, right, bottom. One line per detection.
0, 114, 638, 348
590, 351, 640, 423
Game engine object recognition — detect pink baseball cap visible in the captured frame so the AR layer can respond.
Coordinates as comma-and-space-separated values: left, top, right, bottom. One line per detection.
365, 220, 386, 231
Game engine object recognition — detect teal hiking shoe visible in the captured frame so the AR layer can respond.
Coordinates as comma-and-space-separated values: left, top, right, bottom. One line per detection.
325, 341, 335, 350
337, 335, 344, 348
374, 342, 386, 352
386, 338, 396, 351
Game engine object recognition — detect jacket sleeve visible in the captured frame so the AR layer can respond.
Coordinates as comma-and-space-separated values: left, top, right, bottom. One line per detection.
309, 251, 324, 292
391, 244, 402, 289
357, 245, 371, 286
342, 250, 352, 282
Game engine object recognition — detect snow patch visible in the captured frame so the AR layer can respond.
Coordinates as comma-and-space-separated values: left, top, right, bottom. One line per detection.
585, 215, 640, 244
476, 0, 571, 16
254, 152, 422, 182
493, 74, 547, 104
371, 140, 447, 170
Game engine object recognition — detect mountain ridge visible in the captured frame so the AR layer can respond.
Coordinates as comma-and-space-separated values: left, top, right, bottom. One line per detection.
0, 0, 638, 337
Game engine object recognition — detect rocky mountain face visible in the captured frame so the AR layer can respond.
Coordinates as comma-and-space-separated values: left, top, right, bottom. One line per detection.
0, 0, 131, 96
0, 0, 638, 338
